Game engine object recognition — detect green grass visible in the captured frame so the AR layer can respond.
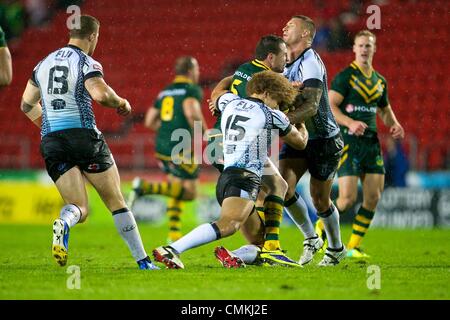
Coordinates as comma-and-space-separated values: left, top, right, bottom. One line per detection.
0, 222, 448, 300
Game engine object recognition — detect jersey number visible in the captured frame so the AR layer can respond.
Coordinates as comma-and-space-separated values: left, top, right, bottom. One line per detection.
160, 96, 174, 121
230, 79, 243, 95
225, 115, 250, 141
48, 66, 69, 95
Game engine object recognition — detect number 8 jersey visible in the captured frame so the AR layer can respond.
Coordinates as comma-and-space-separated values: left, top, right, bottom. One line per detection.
31, 44, 104, 137
217, 92, 292, 178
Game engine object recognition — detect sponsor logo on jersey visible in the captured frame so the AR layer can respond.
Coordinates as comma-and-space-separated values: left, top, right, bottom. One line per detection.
234, 71, 252, 81
346, 104, 377, 113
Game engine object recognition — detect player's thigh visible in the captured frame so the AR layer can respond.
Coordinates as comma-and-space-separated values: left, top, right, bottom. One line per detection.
337, 175, 359, 203
361, 173, 384, 210
83, 164, 126, 212
55, 166, 89, 215
309, 176, 334, 212
168, 174, 198, 200
279, 158, 308, 200
217, 197, 255, 234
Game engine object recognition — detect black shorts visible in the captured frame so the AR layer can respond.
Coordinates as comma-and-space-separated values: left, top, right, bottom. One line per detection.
215, 167, 261, 206
40, 128, 114, 182
279, 133, 344, 181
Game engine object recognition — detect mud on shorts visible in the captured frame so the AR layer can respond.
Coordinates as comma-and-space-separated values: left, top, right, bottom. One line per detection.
40, 128, 114, 182
279, 133, 344, 181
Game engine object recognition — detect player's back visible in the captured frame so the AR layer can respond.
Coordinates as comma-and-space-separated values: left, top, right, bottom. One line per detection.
33, 45, 103, 137
154, 76, 203, 156
284, 48, 339, 140
218, 93, 290, 177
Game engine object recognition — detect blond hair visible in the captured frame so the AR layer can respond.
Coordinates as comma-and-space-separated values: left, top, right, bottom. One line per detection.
354, 30, 376, 43
247, 71, 297, 107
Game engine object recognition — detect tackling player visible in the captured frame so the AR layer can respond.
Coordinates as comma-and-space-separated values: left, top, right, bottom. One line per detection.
152, 71, 308, 269
127, 56, 206, 243
281, 15, 346, 266
209, 35, 301, 267
319, 30, 404, 258
20, 15, 159, 270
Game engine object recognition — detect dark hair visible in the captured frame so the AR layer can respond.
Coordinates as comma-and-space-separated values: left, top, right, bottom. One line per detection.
292, 15, 316, 40
255, 35, 285, 60
69, 15, 100, 39
175, 56, 196, 75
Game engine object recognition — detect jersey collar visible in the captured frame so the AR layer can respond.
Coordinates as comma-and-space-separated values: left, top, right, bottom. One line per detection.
173, 75, 193, 84
286, 47, 312, 67
251, 59, 271, 70
351, 61, 373, 78
66, 44, 83, 51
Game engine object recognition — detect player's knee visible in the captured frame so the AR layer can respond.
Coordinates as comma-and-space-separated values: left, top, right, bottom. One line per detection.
311, 195, 330, 213
364, 192, 381, 209
284, 184, 297, 201
181, 188, 196, 201
273, 176, 288, 197
340, 195, 357, 211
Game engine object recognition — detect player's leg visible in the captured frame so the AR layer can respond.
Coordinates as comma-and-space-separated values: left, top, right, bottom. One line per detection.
154, 197, 255, 269
347, 173, 384, 257
84, 164, 159, 270
316, 175, 359, 246
52, 166, 89, 266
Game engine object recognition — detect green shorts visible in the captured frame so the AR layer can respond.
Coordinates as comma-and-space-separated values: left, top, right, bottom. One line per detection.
337, 135, 385, 177
156, 153, 199, 180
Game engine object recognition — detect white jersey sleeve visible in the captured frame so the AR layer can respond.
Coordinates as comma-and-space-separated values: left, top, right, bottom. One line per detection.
270, 109, 292, 136
83, 56, 104, 80
216, 92, 240, 112
301, 51, 324, 83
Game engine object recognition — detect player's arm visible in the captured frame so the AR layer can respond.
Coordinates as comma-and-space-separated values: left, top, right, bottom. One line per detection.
144, 106, 161, 131
21, 80, 42, 128
183, 97, 207, 133
0, 27, 12, 86
377, 104, 404, 139
209, 76, 233, 116
329, 89, 367, 136
272, 109, 308, 150
286, 81, 322, 124
281, 122, 308, 150
85, 77, 131, 116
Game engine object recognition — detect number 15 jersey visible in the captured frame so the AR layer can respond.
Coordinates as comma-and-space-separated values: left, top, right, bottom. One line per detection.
217, 92, 292, 178
32, 44, 104, 137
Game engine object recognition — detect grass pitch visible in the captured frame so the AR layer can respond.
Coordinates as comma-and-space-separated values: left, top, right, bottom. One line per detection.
0, 221, 448, 300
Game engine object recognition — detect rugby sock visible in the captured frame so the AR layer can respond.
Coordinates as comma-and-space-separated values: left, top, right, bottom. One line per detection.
112, 208, 147, 261
348, 206, 375, 249
256, 206, 265, 222
141, 181, 184, 199
285, 193, 316, 239
170, 223, 219, 254
263, 195, 285, 251
232, 244, 260, 264
59, 204, 81, 228
167, 198, 183, 242
318, 204, 343, 249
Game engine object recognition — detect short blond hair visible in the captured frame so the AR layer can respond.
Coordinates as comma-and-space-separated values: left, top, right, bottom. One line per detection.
247, 71, 297, 107
354, 30, 376, 43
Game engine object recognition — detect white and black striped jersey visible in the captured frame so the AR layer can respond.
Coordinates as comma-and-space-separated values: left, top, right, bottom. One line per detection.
217, 92, 292, 177
32, 44, 104, 137
284, 47, 340, 139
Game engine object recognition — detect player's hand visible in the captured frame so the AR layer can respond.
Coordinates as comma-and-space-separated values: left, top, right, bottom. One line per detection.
117, 99, 131, 116
291, 81, 304, 91
208, 98, 220, 117
348, 120, 368, 136
390, 123, 404, 139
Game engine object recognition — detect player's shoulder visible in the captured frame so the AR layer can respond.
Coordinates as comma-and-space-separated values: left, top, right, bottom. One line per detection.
334, 64, 354, 79
373, 69, 387, 84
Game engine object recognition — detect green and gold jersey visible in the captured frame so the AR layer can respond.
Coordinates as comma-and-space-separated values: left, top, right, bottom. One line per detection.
331, 61, 389, 137
154, 76, 203, 156
212, 59, 270, 130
